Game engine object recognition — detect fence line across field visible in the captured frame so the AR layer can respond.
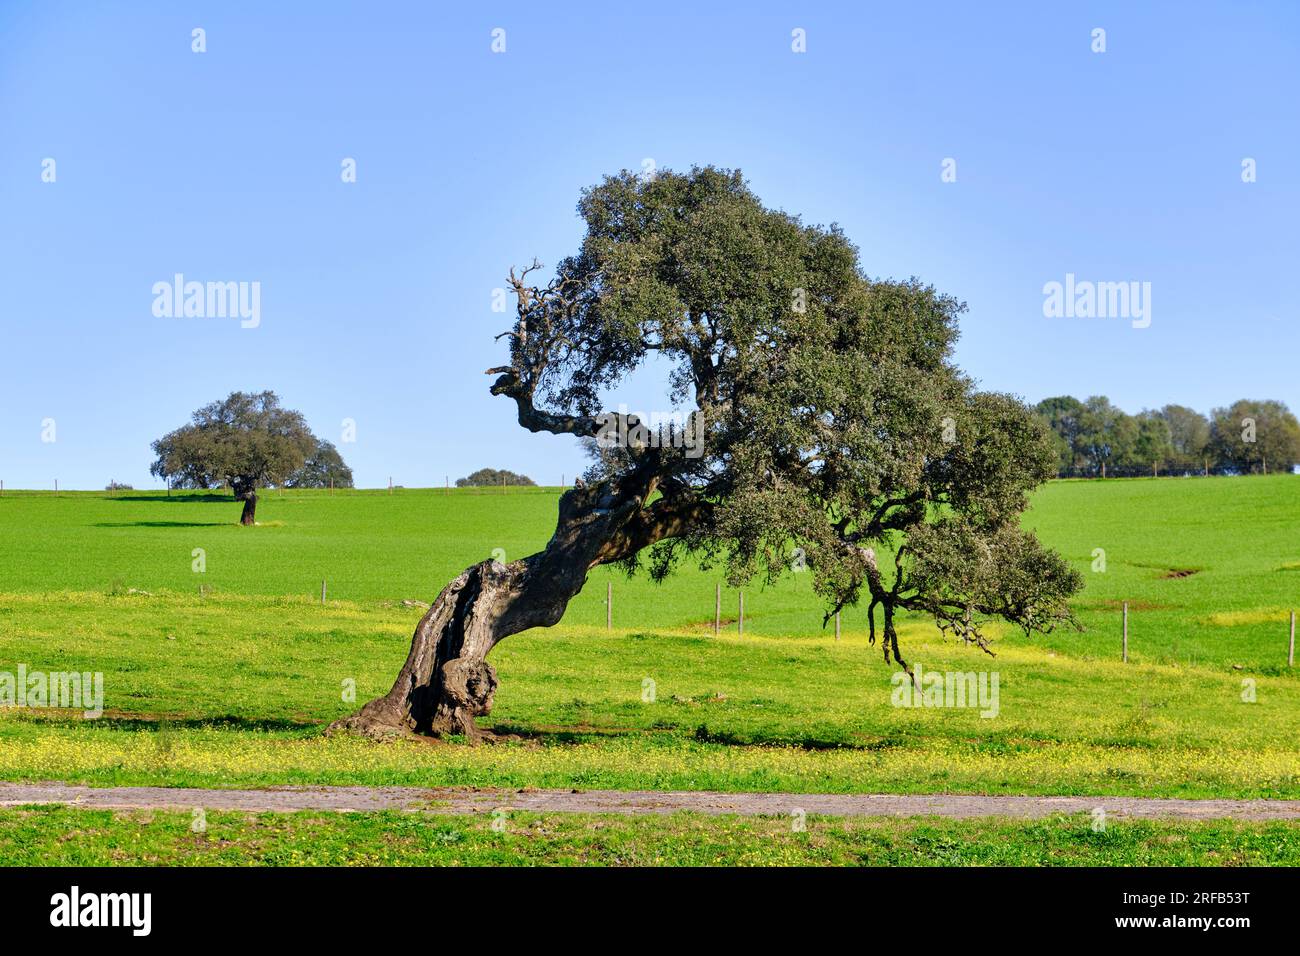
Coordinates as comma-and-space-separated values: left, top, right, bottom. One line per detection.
1118, 601, 1295, 667
1055, 463, 1290, 479
13, 471, 1299, 499
597, 584, 1298, 666
20, 481, 1297, 668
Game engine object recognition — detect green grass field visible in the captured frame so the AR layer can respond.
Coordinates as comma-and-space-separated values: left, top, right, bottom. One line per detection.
0, 476, 1298, 864
3, 476, 1300, 661
4, 806, 1297, 866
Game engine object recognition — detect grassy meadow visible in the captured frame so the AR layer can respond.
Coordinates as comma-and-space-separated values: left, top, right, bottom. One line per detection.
3, 805, 1298, 866
4, 475, 1300, 659
0, 476, 1298, 863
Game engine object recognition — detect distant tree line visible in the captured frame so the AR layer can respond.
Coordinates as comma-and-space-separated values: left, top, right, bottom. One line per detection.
455, 468, 535, 488
1034, 396, 1300, 477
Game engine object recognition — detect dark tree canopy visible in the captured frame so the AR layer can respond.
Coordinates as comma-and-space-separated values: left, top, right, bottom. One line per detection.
1159, 404, 1211, 467
1034, 395, 1087, 473
456, 468, 535, 488
1208, 399, 1300, 474
150, 391, 318, 524
335, 166, 1083, 741
286, 439, 355, 489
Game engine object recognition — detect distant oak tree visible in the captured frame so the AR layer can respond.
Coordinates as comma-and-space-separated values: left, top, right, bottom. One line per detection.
1156, 404, 1211, 470
150, 391, 319, 525
456, 468, 535, 488
1077, 395, 1133, 478
1034, 396, 1086, 472
1207, 399, 1300, 474
332, 166, 1083, 742
1129, 411, 1174, 473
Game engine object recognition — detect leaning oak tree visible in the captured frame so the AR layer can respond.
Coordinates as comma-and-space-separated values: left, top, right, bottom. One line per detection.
334, 166, 1082, 742
150, 391, 319, 524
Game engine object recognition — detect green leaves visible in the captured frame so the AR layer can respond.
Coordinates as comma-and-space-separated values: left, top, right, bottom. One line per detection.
150, 391, 320, 493
904, 518, 1083, 640
512, 165, 1082, 657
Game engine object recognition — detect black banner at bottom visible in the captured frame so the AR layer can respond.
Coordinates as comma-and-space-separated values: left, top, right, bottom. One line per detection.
0, 866, 1282, 941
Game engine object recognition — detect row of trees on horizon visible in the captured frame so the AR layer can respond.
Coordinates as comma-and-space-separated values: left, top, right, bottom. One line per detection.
1033, 396, 1300, 477
139, 390, 1300, 525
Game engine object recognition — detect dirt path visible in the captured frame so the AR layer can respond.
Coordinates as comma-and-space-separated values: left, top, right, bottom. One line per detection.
2, 782, 1299, 820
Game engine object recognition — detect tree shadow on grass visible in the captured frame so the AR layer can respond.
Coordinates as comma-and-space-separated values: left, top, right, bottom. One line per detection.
92, 521, 231, 528
488, 720, 892, 751
107, 494, 234, 503
690, 725, 890, 751
9, 712, 317, 733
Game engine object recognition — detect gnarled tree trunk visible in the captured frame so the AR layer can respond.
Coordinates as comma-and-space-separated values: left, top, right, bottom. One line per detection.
239, 491, 257, 525
329, 559, 535, 740
331, 472, 701, 741
232, 477, 258, 526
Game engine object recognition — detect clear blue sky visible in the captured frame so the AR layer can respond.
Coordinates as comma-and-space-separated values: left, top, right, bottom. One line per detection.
1, 1, 1296, 490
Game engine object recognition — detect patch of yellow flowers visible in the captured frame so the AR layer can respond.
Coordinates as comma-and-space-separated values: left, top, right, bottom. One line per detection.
1, 730, 1295, 797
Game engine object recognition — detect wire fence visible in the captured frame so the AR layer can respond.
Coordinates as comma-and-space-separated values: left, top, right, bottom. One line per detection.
1054, 461, 1292, 479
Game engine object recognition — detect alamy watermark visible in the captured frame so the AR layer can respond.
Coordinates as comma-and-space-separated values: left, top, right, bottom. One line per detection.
891, 663, 999, 718
0, 665, 103, 718
595, 404, 704, 458
1042, 273, 1151, 329
152, 274, 261, 328
50, 886, 150, 936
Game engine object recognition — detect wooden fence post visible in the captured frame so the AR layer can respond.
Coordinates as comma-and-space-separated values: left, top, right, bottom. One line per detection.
321, 580, 327, 605
1122, 601, 1129, 662
1290, 610, 1295, 668
835, 611, 841, 642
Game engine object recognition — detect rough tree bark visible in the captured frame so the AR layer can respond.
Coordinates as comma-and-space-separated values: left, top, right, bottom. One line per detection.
331, 264, 707, 742
331, 468, 701, 741
239, 492, 257, 526
230, 476, 257, 522
232, 479, 257, 526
